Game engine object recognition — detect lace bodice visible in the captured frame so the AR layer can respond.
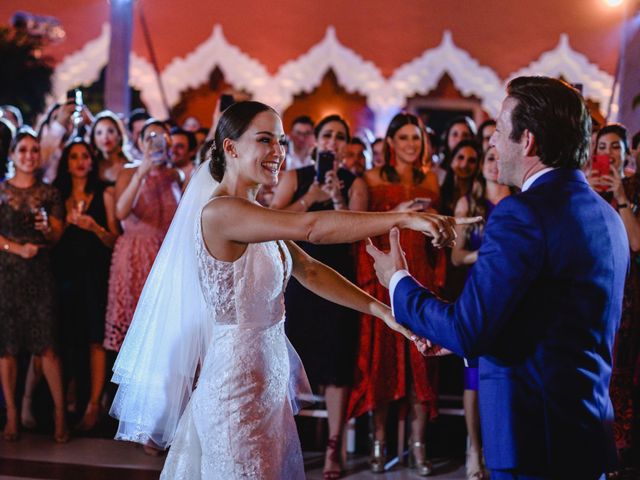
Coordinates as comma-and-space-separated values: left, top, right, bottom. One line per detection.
195, 206, 292, 327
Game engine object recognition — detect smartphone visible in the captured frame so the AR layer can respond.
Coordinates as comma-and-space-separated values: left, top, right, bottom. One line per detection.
592, 155, 611, 177
315, 151, 335, 184
220, 94, 235, 112
411, 197, 432, 209
149, 131, 167, 164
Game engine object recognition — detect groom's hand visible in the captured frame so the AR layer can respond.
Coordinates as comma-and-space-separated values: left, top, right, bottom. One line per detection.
366, 227, 408, 288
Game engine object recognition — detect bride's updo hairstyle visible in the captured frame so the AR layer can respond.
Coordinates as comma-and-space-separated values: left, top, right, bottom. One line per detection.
209, 101, 278, 182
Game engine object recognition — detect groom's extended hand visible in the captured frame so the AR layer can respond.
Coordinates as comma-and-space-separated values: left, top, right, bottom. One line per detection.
366, 227, 408, 288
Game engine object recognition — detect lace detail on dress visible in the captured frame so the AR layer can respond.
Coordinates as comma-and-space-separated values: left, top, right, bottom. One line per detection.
160, 204, 307, 479
194, 205, 292, 327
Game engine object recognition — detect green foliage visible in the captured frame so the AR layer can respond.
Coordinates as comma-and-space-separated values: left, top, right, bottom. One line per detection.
0, 26, 53, 124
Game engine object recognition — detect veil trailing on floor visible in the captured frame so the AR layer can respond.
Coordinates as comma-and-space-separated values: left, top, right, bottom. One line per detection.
110, 159, 217, 449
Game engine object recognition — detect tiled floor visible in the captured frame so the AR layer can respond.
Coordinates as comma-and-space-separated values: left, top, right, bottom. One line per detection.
0, 433, 468, 479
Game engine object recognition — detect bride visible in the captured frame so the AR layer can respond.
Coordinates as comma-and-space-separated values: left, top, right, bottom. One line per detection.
110, 101, 476, 479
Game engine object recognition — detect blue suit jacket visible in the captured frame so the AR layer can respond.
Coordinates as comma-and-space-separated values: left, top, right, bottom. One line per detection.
394, 169, 629, 477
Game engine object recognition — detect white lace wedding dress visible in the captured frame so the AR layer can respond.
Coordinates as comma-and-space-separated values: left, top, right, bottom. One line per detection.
160, 215, 311, 479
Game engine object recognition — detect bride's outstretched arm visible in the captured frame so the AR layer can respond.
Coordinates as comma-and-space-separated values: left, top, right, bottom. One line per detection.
285, 240, 412, 339
202, 196, 481, 250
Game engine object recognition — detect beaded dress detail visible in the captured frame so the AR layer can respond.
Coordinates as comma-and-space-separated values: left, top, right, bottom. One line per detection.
160, 208, 310, 479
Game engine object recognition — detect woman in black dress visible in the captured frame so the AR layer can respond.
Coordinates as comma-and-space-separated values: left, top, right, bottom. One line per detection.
53, 138, 119, 430
270, 114, 368, 478
0, 128, 67, 442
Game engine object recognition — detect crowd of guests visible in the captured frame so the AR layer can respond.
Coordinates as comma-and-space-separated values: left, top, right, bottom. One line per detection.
0, 97, 639, 479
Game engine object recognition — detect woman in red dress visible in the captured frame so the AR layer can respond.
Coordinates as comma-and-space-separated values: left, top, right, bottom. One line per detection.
348, 113, 442, 476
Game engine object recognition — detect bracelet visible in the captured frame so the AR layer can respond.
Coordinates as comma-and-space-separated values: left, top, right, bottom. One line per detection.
2, 243, 9, 252
617, 203, 629, 210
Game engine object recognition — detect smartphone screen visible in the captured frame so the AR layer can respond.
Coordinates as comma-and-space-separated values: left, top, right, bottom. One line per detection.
316, 151, 335, 184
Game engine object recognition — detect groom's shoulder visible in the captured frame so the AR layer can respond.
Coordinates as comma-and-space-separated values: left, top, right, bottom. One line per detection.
490, 193, 540, 223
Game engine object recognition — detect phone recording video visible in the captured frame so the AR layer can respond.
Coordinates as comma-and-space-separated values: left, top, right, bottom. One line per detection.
315, 151, 335, 184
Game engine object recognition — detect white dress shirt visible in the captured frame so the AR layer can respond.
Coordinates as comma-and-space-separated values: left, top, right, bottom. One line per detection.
389, 168, 556, 312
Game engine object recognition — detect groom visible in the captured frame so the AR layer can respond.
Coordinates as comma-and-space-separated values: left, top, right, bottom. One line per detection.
369, 77, 629, 479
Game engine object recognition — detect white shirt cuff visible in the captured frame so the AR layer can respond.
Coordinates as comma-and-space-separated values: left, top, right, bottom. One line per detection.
389, 269, 410, 316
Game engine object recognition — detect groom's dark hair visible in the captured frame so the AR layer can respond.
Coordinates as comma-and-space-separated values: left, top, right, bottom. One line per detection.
507, 76, 591, 170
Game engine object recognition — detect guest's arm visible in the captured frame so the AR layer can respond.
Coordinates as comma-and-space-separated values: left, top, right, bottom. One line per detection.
451, 196, 479, 266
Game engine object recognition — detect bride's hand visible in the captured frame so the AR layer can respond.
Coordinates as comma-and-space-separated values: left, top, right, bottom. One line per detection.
380, 309, 415, 340
404, 212, 483, 249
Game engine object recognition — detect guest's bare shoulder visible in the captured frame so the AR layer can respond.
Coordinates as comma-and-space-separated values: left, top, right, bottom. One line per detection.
364, 167, 385, 187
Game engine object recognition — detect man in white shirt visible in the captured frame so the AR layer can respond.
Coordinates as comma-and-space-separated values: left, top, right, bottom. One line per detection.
285, 116, 314, 170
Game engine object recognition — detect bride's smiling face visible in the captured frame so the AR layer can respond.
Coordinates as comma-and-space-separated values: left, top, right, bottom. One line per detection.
228, 111, 286, 187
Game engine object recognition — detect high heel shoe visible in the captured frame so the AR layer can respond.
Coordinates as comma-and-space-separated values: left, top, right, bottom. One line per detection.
323, 434, 343, 480
3, 414, 19, 442
143, 444, 163, 456
76, 402, 101, 431
408, 440, 433, 476
20, 395, 37, 429
369, 440, 386, 473
53, 408, 70, 443
466, 447, 488, 480
2, 409, 20, 442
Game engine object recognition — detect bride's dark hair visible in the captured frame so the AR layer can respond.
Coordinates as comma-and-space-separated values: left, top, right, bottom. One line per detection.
209, 101, 278, 182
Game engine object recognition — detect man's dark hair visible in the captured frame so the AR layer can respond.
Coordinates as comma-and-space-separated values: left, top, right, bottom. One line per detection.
506, 76, 591, 169
291, 115, 314, 129
170, 126, 197, 151
349, 137, 366, 149
127, 108, 150, 133
631, 130, 640, 151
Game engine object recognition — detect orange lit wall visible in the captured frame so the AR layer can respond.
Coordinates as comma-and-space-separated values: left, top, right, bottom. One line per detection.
1, 0, 624, 78
0, 0, 625, 130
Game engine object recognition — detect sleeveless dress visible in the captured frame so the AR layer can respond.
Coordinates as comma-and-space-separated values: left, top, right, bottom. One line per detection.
160, 207, 310, 479
284, 166, 359, 386
104, 168, 180, 351
53, 185, 113, 400
0, 180, 64, 355
348, 183, 442, 419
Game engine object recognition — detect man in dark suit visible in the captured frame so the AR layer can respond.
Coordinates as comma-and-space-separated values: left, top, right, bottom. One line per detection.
367, 77, 629, 479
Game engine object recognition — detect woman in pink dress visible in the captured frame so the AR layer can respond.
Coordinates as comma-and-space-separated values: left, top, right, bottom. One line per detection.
104, 120, 182, 353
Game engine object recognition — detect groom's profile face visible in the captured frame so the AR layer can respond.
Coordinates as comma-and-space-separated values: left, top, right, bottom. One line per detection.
491, 97, 521, 188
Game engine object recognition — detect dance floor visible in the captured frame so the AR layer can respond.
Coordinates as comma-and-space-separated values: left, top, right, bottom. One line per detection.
0, 433, 468, 479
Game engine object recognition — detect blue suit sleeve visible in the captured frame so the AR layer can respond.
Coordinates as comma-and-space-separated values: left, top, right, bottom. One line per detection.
393, 196, 545, 358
